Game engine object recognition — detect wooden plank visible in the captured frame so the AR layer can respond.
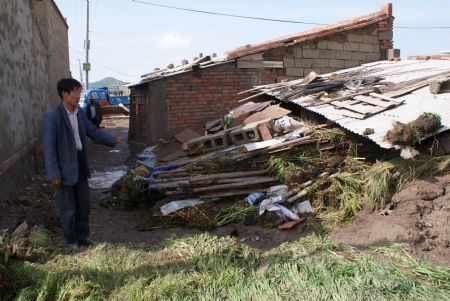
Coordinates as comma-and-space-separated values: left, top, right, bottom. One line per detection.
353, 95, 397, 108
239, 53, 263, 61
154, 170, 267, 183
243, 105, 291, 124
237, 60, 263, 69
199, 189, 264, 199
258, 123, 273, 141
339, 110, 367, 119
331, 101, 371, 114
0, 139, 37, 176
262, 61, 283, 68
193, 177, 278, 193
369, 93, 405, 104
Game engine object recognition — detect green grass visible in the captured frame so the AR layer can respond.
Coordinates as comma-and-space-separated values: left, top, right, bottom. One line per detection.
3, 234, 449, 300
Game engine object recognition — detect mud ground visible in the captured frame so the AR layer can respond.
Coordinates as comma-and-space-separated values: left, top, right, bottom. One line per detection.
332, 176, 450, 266
1, 116, 310, 251
1, 116, 448, 264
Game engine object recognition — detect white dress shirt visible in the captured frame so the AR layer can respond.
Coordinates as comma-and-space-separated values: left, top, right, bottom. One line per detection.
64, 105, 83, 151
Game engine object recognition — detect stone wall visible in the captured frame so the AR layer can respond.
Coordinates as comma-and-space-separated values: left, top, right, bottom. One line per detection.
0, 0, 70, 200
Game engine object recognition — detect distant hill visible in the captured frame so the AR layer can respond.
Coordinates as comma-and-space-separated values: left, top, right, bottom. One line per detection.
90, 77, 127, 88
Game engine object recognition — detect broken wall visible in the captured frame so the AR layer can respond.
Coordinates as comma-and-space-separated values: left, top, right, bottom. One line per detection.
0, 0, 70, 200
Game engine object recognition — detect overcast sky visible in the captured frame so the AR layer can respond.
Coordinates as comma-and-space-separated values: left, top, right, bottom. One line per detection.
54, 0, 450, 84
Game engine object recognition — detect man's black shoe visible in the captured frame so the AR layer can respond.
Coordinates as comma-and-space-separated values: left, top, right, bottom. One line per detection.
77, 238, 96, 247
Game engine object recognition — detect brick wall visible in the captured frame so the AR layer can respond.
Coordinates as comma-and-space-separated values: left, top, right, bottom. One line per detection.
164, 62, 280, 137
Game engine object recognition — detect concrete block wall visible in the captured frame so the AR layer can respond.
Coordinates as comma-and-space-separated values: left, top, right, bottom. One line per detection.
280, 23, 393, 81
0, 0, 70, 200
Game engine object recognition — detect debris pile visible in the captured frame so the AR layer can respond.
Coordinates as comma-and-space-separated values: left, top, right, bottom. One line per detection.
124, 60, 450, 234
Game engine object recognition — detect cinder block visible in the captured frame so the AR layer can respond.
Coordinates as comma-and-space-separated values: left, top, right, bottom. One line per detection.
286, 67, 304, 77
367, 52, 381, 61
359, 43, 374, 53
344, 60, 360, 68
294, 58, 312, 68
283, 57, 295, 67
318, 40, 328, 49
328, 59, 345, 68
335, 51, 352, 60
347, 33, 363, 43
351, 52, 366, 61
294, 47, 302, 58
186, 131, 230, 151
230, 123, 262, 145
363, 35, 378, 44
343, 42, 359, 52
312, 58, 329, 68
387, 48, 400, 59
378, 30, 393, 41
327, 41, 344, 51
319, 49, 336, 59
302, 49, 320, 59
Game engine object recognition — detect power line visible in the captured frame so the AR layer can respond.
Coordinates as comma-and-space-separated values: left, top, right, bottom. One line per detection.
131, 0, 450, 29
70, 47, 136, 77
131, 0, 325, 25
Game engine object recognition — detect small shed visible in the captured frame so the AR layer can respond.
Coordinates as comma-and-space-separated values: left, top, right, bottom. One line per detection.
129, 3, 394, 147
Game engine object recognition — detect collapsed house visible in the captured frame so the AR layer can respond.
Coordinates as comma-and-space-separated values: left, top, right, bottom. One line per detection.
128, 3, 394, 147
107, 53, 450, 233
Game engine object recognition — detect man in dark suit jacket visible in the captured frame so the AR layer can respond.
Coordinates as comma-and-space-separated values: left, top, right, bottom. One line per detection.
86, 94, 103, 128
42, 78, 124, 249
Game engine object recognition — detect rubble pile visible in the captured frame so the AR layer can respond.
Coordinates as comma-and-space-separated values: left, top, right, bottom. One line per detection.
115, 64, 450, 233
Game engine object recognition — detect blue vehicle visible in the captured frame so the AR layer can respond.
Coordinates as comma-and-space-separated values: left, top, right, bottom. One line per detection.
79, 87, 130, 114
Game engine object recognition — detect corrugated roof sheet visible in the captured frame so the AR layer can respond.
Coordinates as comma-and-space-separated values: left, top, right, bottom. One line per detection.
274, 60, 450, 149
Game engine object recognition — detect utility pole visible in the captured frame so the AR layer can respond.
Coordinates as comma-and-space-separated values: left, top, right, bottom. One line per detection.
84, 0, 90, 89
78, 59, 84, 87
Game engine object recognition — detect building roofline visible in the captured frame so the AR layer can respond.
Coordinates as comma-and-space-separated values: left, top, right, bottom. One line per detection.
38, 0, 69, 29
225, 3, 392, 60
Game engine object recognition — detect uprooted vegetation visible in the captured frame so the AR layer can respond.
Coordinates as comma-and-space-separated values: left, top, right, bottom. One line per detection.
1, 234, 449, 300
123, 125, 450, 234
385, 112, 442, 146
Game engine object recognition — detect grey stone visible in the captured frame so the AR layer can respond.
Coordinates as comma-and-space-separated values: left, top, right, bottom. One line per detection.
387, 48, 400, 59
347, 33, 363, 43
344, 42, 359, 52
327, 41, 344, 51
367, 52, 381, 61
335, 51, 352, 60
318, 40, 328, 49
351, 52, 366, 61
312, 58, 329, 68
286, 67, 304, 77
319, 49, 336, 59
302, 49, 320, 59
359, 43, 374, 53
363, 35, 378, 44
294, 58, 312, 68
378, 30, 393, 41
283, 57, 295, 67
345, 60, 360, 68
328, 59, 345, 68
294, 47, 302, 58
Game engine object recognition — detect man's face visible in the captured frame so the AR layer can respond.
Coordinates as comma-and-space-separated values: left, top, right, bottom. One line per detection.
62, 87, 83, 106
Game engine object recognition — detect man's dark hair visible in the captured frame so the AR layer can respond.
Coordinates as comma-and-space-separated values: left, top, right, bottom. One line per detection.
57, 78, 82, 99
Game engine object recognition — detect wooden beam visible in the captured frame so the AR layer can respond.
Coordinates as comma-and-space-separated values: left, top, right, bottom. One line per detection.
353, 95, 397, 108
193, 177, 278, 193
0, 139, 37, 177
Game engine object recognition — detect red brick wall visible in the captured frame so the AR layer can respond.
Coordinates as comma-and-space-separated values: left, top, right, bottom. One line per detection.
164, 62, 281, 136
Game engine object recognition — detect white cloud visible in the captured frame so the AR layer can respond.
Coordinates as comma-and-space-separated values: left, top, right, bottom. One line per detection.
158, 33, 191, 50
